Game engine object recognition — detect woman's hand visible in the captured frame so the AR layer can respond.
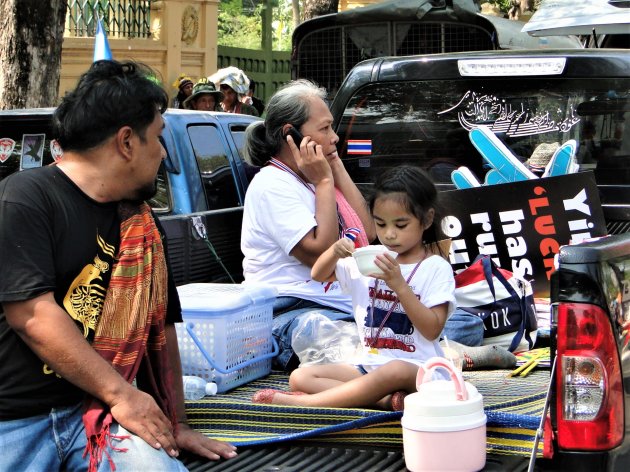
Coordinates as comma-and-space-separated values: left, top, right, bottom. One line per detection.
287, 134, 333, 186
327, 153, 347, 177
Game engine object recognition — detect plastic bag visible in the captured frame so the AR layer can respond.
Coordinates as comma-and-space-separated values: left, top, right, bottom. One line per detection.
291, 312, 360, 366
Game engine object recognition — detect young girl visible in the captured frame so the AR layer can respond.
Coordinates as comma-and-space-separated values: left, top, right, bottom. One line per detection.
252, 166, 456, 410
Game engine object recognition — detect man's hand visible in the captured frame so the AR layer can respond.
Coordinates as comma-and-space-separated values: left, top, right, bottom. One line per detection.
175, 422, 238, 460
109, 385, 180, 457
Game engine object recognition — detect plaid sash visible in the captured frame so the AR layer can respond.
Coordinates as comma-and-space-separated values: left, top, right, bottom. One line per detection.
83, 201, 176, 471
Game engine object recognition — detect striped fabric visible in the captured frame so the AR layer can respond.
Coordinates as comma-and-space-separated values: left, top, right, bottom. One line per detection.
186, 368, 550, 457
84, 202, 175, 471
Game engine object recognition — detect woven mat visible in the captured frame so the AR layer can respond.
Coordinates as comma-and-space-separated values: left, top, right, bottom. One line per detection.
186, 368, 550, 457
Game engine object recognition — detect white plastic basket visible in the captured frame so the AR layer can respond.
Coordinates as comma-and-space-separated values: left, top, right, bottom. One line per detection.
175, 283, 278, 393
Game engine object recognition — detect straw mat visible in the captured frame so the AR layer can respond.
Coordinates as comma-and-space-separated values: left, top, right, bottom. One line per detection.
186, 367, 550, 457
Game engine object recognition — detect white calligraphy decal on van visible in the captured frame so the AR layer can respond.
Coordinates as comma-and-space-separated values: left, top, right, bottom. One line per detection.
438, 91, 580, 137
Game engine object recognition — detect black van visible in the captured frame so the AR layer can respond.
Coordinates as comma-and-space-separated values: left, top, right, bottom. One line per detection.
291, 0, 581, 98
330, 48, 630, 235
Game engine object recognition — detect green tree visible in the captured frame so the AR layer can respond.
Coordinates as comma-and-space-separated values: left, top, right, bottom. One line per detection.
218, 0, 263, 49
484, 0, 540, 19
272, 0, 293, 50
218, 0, 295, 51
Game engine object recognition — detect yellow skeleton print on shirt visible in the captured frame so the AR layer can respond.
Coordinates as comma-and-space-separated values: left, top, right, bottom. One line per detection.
42, 234, 115, 376
63, 234, 115, 336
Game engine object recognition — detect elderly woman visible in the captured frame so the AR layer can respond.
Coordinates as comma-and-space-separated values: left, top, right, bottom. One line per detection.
241, 79, 375, 371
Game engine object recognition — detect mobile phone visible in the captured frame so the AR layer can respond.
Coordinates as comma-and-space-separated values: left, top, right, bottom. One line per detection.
285, 126, 304, 144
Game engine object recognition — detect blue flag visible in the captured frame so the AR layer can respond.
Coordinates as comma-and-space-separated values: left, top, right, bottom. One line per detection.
93, 18, 113, 62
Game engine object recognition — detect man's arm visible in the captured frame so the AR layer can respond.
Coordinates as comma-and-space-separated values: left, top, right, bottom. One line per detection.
3, 293, 179, 457
165, 324, 238, 460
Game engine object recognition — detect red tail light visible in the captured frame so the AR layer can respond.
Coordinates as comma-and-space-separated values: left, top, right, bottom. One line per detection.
556, 303, 624, 450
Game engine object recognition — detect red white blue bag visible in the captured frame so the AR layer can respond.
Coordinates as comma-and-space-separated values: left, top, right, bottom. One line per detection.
454, 255, 537, 352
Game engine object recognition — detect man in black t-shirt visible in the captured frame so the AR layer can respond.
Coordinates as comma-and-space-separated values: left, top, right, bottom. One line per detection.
0, 61, 237, 471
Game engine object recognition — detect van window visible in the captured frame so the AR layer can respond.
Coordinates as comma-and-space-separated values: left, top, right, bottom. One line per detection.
187, 125, 240, 210
337, 78, 630, 209
228, 123, 250, 160
148, 161, 171, 213
229, 122, 261, 185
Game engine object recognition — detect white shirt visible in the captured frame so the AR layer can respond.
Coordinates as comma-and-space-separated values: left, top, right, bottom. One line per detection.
241, 165, 352, 312
335, 255, 456, 371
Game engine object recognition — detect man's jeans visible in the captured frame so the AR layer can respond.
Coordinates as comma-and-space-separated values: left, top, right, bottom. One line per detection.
272, 296, 353, 371
0, 402, 188, 472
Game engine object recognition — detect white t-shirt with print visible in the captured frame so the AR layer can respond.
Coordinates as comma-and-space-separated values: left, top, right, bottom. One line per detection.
335, 254, 456, 371
241, 165, 352, 312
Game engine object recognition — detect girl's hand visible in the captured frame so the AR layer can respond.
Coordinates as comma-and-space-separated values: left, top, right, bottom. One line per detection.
333, 238, 355, 259
287, 135, 333, 186
372, 253, 405, 290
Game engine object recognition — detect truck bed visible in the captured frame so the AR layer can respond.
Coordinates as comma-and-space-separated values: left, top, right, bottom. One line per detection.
182, 444, 537, 471
180, 363, 551, 471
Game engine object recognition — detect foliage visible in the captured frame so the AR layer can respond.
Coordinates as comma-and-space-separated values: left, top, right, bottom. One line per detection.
483, 0, 541, 15
483, 0, 513, 14
272, 0, 293, 51
218, 0, 293, 51
218, 0, 263, 49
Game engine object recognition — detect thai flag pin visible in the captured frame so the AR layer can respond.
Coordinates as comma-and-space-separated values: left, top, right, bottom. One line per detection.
343, 227, 361, 247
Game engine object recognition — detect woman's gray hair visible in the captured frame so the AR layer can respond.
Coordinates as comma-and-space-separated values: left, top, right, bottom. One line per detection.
244, 79, 328, 166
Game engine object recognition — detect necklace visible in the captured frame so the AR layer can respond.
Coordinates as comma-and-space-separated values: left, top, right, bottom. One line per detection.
268, 158, 313, 193
367, 251, 427, 352
267, 157, 345, 237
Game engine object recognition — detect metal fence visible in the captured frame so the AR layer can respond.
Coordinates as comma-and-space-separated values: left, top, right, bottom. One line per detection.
66, 0, 151, 38
295, 22, 494, 97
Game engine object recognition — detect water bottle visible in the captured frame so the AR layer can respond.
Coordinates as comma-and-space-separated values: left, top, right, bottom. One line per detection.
182, 375, 218, 400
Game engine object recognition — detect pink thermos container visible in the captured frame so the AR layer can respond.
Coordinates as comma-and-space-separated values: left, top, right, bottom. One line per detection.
402, 357, 486, 471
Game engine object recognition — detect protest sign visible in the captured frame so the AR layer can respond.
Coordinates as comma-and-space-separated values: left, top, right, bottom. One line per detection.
437, 172, 607, 297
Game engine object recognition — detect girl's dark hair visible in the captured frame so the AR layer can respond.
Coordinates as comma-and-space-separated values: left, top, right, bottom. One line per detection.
53, 60, 168, 152
369, 165, 443, 247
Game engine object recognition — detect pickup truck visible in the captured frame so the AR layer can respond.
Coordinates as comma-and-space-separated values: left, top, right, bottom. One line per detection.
0, 108, 261, 286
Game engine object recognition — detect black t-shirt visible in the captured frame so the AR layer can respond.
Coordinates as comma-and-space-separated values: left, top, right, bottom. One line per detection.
0, 166, 182, 419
